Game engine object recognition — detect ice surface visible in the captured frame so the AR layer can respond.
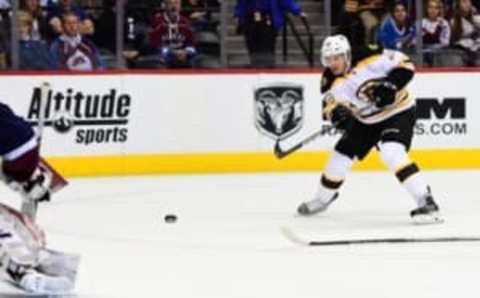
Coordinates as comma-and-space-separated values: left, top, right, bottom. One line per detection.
0, 170, 479, 298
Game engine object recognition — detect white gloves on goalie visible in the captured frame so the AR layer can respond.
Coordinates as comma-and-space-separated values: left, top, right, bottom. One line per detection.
0, 203, 79, 294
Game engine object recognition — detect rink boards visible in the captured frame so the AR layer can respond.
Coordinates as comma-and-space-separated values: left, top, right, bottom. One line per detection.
0, 69, 477, 176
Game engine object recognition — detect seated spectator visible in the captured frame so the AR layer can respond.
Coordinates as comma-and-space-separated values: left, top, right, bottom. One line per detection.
423, 0, 451, 46
378, 1, 415, 50
422, 0, 451, 65
50, 12, 104, 70
344, 0, 386, 46
46, 0, 95, 39
181, 0, 219, 32
18, 11, 55, 70
451, 0, 480, 66
149, 0, 197, 68
20, 0, 50, 41
94, 0, 153, 68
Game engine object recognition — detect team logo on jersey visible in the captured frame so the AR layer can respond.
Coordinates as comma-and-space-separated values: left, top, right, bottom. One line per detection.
356, 79, 384, 103
254, 83, 304, 140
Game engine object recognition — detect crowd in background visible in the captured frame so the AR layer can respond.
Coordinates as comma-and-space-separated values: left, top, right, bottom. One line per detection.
335, 0, 480, 66
0, 0, 220, 70
0, 0, 480, 70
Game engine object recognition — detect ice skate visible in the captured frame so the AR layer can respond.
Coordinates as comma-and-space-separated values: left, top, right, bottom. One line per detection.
410, 195, 443, 225
297, 193, 339, 215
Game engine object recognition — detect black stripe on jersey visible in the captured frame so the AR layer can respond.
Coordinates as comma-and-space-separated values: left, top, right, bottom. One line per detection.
321, 175, 344, 190
387, 67, 414, 90
396, 163, 420, 183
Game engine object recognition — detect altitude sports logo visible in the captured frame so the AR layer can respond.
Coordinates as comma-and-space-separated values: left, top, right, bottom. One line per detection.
27, 87, 131, 145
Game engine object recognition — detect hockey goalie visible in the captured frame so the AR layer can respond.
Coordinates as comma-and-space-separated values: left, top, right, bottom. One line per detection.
0, 101, 79, 294
297, 35, 443, 224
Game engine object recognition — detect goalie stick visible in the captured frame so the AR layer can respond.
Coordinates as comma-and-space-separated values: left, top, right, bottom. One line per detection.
280, 226, 480, 246
21, 82, 68, 221
274, 103, 375, 159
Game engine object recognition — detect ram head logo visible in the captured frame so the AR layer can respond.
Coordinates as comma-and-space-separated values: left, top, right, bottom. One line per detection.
254, 83, 304, 140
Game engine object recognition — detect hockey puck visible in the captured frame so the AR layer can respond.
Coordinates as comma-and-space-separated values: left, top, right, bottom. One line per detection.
164, 214, 177, 223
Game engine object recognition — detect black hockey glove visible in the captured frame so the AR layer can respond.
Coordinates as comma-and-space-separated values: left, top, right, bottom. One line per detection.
331, 105, 354, 131
372, 81, 397, 108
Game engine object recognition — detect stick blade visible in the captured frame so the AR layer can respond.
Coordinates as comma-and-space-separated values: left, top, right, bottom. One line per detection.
281, 227, 480, 246
280, 226, 309, 246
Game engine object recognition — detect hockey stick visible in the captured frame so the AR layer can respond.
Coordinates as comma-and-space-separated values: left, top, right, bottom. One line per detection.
274, 126, 333, 159
36, 82, 49, 147
274, 104, 375, 159
280, 227, 480, 246
21, 82, 50, 221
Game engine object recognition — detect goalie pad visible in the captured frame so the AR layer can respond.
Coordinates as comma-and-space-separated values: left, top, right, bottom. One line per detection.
0, 203, 79, 294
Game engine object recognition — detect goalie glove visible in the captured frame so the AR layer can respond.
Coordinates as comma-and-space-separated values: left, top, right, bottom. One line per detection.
372, 81, 397, 108
8, 166, 52, 204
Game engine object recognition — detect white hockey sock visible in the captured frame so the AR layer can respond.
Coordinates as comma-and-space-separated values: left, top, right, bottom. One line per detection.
403, 173, 429, 207
315, 151, 354, 203
379, 142, 429, 206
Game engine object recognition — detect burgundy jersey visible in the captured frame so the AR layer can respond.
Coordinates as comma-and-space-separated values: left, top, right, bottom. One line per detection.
149, 13, 195, 50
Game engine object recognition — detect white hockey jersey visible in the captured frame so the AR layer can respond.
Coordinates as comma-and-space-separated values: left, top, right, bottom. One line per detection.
323, 49, 415, 124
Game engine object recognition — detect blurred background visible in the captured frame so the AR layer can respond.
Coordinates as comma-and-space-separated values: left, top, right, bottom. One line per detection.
0, 0, 479, 70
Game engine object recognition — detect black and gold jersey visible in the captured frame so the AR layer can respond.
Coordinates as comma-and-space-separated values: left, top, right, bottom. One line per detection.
322, 49, 415, 124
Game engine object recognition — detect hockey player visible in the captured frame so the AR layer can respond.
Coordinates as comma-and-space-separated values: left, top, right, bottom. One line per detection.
0, 101, 51, 207
0, 101, 78, 294
297, 35, 442, 224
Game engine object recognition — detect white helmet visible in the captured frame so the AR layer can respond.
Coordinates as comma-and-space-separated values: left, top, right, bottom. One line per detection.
321, 34, 351, 69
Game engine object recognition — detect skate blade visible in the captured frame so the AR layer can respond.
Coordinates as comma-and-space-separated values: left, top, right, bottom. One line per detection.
412, 212, 444, 225
296, 205, 327, 216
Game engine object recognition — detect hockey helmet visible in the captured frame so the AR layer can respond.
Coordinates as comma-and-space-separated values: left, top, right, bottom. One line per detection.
321, 35, 352, 70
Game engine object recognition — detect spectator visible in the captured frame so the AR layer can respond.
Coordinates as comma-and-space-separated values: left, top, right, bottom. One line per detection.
182, 0, 206, 25
234, 0, 306, 68
50, 12, 104, 70
149, 0, 197, 68
451, 0, 480, 66
181, 0, 219, 32
0, 0, 10, 9
93, 0, 120, 55
422, 0, 451, 66
18, 11, 55, 70
378, 1, 415, 51
344, 0, 386, 46
47, 0, 95, 38
94, 0, 153, 68
443, 0, 480, 15
20, 0, 50, 41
